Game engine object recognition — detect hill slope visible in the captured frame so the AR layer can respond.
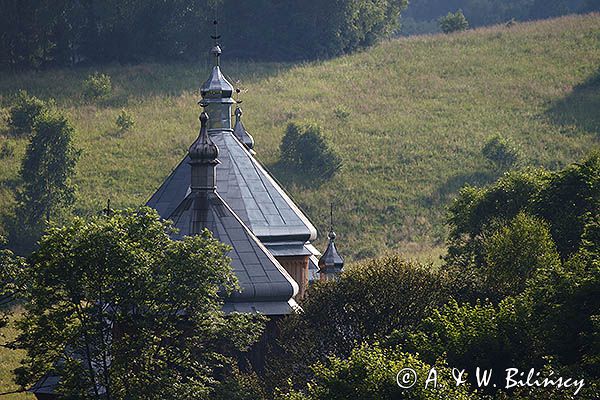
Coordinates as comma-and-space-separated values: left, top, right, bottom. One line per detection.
0, 14, 599, 261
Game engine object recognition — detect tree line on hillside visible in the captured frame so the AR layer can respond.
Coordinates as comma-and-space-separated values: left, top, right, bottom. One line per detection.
1, 150, 598, 398
0, 0, 407, 69
401, 0, 600, 35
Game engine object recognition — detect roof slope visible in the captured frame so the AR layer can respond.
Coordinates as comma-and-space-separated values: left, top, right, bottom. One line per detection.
147, 130, 317, 243
168, 189, 299, 315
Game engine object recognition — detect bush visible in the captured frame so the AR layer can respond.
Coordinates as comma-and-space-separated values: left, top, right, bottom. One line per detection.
439, 10, 469, 34
8, 90, 47, 135
482, 134, 520, 172
83, 73, 112, 101
280, 122, 342, 180
277, 343, 478, 400
116, 109, 135, 133
482, 212, 560, 298
266, 255, 452, 391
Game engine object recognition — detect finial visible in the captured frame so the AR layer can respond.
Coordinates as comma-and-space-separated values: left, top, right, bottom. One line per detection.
233, 105, 255, 150
318, 201, 344, 281
210, 19, 222, 66
328, 202, 336, 240
102, 198, 113, 216
189, 112, 219, 162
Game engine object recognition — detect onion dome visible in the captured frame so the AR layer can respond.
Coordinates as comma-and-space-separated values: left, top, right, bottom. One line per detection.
233, 106, 255, 151
318, 228, 344, 281
189, 112, 219, 162
200, 44, 235, 105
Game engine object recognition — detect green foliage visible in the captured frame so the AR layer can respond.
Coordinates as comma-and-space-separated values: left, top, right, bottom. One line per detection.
439, 10, 469, 34
277, 343, 478, 400
445, 168, 550, 269
406, 299, 515, 383
534, 151, 600, 257
481, 134, 520, 172
115, 109, 135, 133
267, 255, 451, 390
7, 91, 47, 136
280, 122, 342, 180
0, 0, 407, 68
82, 73, 112, 101
446, 151, 599, 273
213, 370, 268, 400
482, 212, 561, 298
408, 213, 600, 397
14, 208, 265, 399
0, 236, 23, 330
10, 109, 79, 253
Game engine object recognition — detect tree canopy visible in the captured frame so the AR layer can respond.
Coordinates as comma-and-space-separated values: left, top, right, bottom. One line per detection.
14, 208, 265, 399
0, 0, 407, 69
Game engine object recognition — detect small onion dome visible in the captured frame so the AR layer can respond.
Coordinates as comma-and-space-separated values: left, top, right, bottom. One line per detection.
189, 112, 219, 162
318, 228, 344, 274
200, 66, 235, 102
200, 45, 235, 103
233, 107, 255, 150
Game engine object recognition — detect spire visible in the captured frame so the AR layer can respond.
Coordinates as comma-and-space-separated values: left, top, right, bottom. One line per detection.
318, 203, 344, 281
200, 19, 235, 131
189, 112, 220, 191
233, 106, 255, 152
210, 19, 222, 67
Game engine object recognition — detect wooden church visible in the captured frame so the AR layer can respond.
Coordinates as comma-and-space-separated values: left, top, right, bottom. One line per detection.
30, 28, 344, 400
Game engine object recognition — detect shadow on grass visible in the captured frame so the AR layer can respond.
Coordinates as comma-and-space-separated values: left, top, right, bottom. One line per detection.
266, 160, 331, 190
547, 68, 600, 137
422, 170, 498, 207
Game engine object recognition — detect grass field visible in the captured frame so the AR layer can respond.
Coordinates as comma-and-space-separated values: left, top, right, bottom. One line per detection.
0, 14, 599, 262
0, 14, 599, 397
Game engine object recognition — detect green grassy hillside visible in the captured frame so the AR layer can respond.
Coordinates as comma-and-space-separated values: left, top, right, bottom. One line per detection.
0, 14, 599, 262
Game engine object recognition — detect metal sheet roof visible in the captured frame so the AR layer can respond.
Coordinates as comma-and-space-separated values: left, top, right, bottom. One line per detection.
168, 190, 299, 314
147, 130, 317, 244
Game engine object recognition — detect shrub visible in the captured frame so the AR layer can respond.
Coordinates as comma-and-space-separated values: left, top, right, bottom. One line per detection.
280, 122, 342, 180
266, 255, 452, 391
83, 72, 112, 101
482, 212, 560, 298
8, 90, 47, 135
439, 10, 469, 34
277, 343, 478, 400
482, 134, 520, 172
116, 109, 135, 133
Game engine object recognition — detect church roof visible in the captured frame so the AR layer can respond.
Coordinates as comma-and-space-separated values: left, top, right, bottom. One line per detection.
147, 130, 317, 244
168, 190, 299, 315
318, 230, 344, 273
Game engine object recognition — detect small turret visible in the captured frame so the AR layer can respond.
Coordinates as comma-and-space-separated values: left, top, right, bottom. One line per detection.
189, 112, 220, 191
233, 106, 255, 153
318, 204, 344, 281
